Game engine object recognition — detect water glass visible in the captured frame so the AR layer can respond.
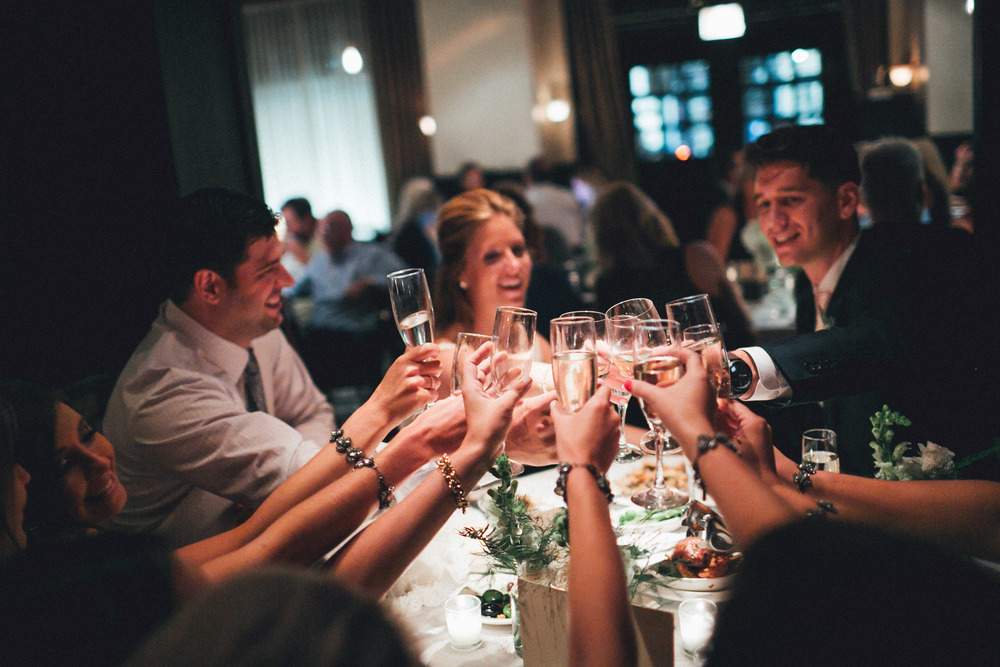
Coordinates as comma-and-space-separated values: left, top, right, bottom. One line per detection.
802, 428, 839, 473
678, 598, 716, 655
444, 594, 483, 651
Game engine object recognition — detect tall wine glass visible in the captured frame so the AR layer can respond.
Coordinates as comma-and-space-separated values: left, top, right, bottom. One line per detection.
631, 318, 688, 509
550, 316, 597, 413
666, 294, 731, 398
387, 268, 434, 347
450, 332, 492, 396
605, 300, 657, 462
492, 306, 536, 476
606, 315, 643, 462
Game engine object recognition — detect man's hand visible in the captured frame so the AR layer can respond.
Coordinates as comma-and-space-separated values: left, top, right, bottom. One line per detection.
728, 348, 760, 398
367, 343, 442, 425
458, 342, 533, 455
504, 390, 559, 466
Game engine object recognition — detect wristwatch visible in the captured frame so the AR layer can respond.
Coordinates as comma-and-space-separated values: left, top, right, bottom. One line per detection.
729, 356, 753, 397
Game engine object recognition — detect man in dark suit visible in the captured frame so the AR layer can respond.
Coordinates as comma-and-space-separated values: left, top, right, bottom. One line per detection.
728, 126, 992, 478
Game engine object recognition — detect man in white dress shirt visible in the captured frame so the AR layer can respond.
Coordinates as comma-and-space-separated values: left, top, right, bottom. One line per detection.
103, 189, 341, 545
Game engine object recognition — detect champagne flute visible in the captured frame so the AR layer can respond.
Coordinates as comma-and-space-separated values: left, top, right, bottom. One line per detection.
606, 315, 643, 462
606, 299, 660, 461
550, 316, 598, 413
492, 306, 536, 476
450, 333, 492, 396
387, 268, 435, 347
666, 294, 731, 398
631, 318, 688, 510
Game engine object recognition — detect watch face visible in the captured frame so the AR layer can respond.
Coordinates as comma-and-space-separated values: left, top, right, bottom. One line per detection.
730, 358, 752, 396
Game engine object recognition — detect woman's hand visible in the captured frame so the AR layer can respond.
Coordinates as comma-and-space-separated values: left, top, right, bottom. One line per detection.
626, 346, 717, 459
550, 384, 619, 472
366, 343, 442, 425
459, 343, 533, 456
505, 390, 559, 465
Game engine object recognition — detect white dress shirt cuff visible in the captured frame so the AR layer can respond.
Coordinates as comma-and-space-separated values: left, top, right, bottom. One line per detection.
741, 346, 792, 401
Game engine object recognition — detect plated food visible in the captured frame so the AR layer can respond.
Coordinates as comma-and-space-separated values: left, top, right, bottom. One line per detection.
613, 460, 687, 498
653, 536, 743, 591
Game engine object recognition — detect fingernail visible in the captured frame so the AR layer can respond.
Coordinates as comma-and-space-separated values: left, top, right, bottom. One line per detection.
623, 380, 632, 392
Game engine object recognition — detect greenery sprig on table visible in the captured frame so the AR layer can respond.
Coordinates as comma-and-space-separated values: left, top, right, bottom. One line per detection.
459, 455, 654, 598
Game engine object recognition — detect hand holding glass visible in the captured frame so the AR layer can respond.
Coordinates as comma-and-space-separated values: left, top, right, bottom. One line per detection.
492, 306, 536, 476
450, 333, 492, 395
667, 294, 731, 398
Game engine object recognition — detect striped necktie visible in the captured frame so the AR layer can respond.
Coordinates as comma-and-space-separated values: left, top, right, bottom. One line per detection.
243, 348, 267, 413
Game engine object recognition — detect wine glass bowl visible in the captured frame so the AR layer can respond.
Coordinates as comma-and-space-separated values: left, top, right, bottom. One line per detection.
491, 306, 536, 476
450, 332, 492, 396
550, 316, 598, 414
605, 315, 643, 463
667, 294, 731, 398
387, 268, 435, 347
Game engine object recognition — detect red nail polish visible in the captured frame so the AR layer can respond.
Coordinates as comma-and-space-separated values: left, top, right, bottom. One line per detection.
623, 380, 632, 392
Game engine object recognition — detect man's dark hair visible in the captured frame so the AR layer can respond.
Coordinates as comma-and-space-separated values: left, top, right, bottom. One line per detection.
161, 188, 278, 304
744, 125, 861, 190
281, 197, 312, 219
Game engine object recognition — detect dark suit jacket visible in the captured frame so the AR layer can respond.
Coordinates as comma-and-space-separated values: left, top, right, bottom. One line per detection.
761, 224, 996, 478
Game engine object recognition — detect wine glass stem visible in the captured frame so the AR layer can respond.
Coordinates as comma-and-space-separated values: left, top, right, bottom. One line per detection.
653, 428, 667, 491
617, 401, 629, 446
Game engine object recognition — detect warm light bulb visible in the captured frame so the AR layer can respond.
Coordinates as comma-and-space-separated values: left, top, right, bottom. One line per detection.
545, 100, 571, 123
418, 115, 437, 136
342, 46, 363, 74
888, 65, 913, 87
675, 145, 692, 161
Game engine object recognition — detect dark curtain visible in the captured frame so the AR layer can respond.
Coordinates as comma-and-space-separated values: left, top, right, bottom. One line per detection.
362, 0, 432, 216
562, 0, 635, 182
840, 0, 888, 97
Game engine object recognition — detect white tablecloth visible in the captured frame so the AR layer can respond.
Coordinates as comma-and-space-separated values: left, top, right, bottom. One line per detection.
383, 455, 722, 666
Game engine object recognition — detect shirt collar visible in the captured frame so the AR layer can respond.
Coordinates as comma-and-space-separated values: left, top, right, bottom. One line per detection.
815, 234, 860, 296
163, 299, 252, 385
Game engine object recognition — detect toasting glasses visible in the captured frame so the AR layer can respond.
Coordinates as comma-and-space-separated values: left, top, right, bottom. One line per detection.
631, 318, 688, 509
492, 306, 537, 476
450, 333, 492, 396
387, 268, 435, 347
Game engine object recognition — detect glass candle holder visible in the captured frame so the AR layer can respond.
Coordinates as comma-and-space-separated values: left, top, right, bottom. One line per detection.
678, 598, 716, 655
444, 594, 483, 651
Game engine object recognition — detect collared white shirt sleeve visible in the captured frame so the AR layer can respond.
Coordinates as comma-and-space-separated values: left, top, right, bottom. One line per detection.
741, 346, 792, 401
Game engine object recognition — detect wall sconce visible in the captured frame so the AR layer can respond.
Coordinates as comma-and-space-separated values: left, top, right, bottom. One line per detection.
698, 3, 745, 41
418, 115, 437, 136
545, 100, 571, 123
888, 65, 914, 87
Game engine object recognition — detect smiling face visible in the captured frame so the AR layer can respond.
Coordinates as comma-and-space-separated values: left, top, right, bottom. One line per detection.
459, 214, 532, 323
53, 403, 127, 525
753, 161, 859, 284
216, 234, 295, 347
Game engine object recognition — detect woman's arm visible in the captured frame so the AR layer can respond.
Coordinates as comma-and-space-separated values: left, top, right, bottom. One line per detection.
178, 395, 468, 579
176, 345, 445, 568
330, 343, 533, 597
629, 353, 1000, 559
552, 385, 638, 667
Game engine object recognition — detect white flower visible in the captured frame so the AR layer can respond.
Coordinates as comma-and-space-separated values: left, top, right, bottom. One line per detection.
917, 442, 955, 475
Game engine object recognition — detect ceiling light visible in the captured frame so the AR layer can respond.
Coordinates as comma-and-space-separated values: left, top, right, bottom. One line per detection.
699, 4, 745, 41
341, 46, 363, 75
418, 115, 437, 136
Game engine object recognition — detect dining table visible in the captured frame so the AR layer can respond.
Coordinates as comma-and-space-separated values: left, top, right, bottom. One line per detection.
382, 453, 729, 666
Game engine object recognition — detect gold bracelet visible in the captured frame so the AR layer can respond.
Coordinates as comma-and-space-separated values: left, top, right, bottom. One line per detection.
436, 454, 469, 513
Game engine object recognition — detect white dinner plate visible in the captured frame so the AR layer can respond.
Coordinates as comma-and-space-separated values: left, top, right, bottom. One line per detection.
661, 572, 738, 592
482, 614, 513, 626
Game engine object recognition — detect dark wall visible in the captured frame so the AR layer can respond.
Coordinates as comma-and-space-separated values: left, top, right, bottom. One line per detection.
1, 3, 180, 387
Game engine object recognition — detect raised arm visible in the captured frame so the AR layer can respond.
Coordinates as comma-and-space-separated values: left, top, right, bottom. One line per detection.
330, 342, 532, 597
551, 384, 637, 667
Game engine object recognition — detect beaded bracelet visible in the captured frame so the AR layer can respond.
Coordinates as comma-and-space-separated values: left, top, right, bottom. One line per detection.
331, 429, 395, 510
553, 463, 613, 504
691, 433, 740, 494
805, 500, 838, 519
793, 461, 818, 493
436, 454, 469, 513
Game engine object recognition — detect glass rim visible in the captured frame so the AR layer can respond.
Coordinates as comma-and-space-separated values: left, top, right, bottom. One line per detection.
550, 315, 597, 326
605, 297, 655, 319
386, 267, 426, 280
635, 317, 681, 329
560, 310, 605, 321
455, 331, 492, 342
665, 293, 711, 308
495, 305, 536, 315
802, 428, 837, 439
